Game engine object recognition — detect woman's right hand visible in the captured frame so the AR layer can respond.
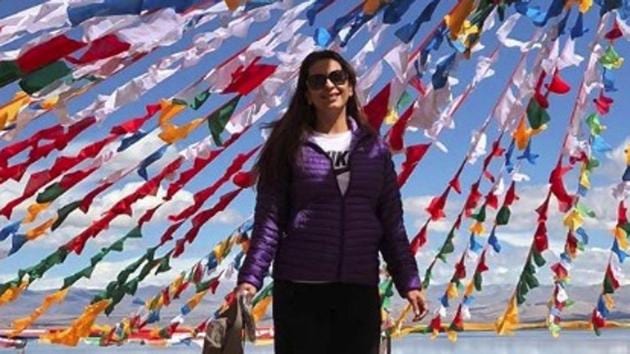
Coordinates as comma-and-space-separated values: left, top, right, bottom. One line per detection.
236, 282, 257, 301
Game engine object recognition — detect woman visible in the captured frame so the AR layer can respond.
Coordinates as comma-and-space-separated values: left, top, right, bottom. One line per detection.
236, 50, 426, 354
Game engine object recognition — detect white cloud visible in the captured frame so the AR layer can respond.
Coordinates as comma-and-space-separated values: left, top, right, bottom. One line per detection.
600, 137, 630, 181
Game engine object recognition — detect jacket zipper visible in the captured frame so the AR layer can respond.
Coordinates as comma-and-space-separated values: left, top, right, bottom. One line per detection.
305, 134, 366, 281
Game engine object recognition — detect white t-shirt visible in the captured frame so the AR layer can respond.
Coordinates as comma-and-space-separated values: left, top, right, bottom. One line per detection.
308, 129, 352, 196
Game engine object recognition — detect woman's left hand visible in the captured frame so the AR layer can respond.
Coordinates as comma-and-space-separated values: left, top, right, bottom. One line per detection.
406, 289, 428, 321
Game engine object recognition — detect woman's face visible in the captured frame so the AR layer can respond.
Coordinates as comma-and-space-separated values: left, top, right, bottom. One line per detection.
304, 58, 354, 115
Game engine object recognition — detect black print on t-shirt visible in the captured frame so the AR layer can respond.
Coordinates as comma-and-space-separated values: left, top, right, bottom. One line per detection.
326, 150, 350, 175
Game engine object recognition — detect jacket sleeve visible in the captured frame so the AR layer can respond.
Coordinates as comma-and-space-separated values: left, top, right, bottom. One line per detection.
237, 174, 290, 290
377, 147, 422, 298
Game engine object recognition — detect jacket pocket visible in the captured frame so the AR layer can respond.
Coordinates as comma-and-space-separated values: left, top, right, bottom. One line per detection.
288, 209, 310, 234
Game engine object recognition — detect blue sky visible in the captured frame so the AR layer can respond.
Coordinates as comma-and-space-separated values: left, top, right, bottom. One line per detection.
0, 0, 629, 299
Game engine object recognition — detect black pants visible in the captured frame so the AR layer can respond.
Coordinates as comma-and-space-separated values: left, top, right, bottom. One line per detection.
272, 280, 381, 354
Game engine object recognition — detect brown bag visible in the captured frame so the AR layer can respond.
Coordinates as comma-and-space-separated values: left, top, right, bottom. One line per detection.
202, 295, 255, 354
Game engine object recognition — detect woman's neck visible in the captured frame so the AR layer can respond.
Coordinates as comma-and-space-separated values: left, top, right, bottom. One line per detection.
313, 110, 349, 134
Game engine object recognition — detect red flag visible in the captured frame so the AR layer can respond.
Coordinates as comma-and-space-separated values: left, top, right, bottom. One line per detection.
549, 163, 574, 212
605, 20, 623, 41
476, 250, 489, 273
0, 161, 29, 182
397, 143, 430, 187
58, 167, 97, 189
110, 104, 160, 135
17, 34, 85, 73
80, 181, 114, 212
160, 221, 184, 245
565, 231, 578, 258
426, 189, 450, 221
222, 57, 277, 96
161, 287, 171, 306
67, 34, 130, 64
209, 273, 222, 294
533, 222, 548, 252
429, 314, 441, 333
545, 71, 571, 94
233, 171, 256, 188
454, 259, 466, 280
453, 212, 463, 230
504, 181, 518, 206
165, 149, 222, 200
173, 238, 187, 258
593, 91, 614, 115
451, 305, 464, 330
618, 201, 628, 226
49, 136, 114, 177
485, 191, 499, 210
139, 204, 161, 226
409, 223, 428, 255
606, 264, 620, 290
363, 83, 390, 131
0, 124, 63, 167
387, 104, 414, 152
181, 189, 243, 246
464, 182, 482, 216
591, 309, 606, 331
169, 147, 256, 222
551, 262, 568, 280
535, 194, 551, 222
192, 262, 204, 284
449, 177, 462, 194
534, 90, 549, 108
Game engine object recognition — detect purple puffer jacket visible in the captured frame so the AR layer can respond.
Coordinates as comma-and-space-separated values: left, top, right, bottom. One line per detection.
237, 121, 421, 297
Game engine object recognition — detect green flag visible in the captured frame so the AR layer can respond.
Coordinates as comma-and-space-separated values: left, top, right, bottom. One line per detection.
52, 201, 81, 231
207, 95, 241, 146
496, 206, 511, 225
19, 61, 71, 95
526, 99, 550, 130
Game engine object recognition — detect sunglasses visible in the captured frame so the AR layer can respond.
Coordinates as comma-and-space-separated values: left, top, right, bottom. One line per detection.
306, 70, 349, 90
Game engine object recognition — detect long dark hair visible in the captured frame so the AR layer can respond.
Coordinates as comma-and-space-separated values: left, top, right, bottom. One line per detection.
254, 50, 375, 186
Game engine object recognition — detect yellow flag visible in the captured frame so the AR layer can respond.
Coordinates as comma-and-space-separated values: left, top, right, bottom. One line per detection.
563, 209, 583, 231
158, 118, 204, 144
41, 299, 111, 346
447, 330, 458, 342
566, 0, 593, 13
157, 99, 186, 143
26, 217, 56, 241
624, 145, 630, 165
445, 0, 475, 39
41, 95, 59, 110
252, 295, 273, 322
579, 169, 591, 189
469, 221, 486, 235
214, 238, 233, 263
464, 281, 475, 297
24, 202, 51, 224
496, 296, 519, 335
392, 304, 412, 335
603, 294, 615, 310
447, 282, 459, 299
363, 0, 381, 15
11, 288, 69, 336
384, 107, 398, 125
186, 290, 208, 311
615, 227, 629, 250
224, 0, 242, 11
0, 279, 29, 306
513, 118, 530, 150
0, 92, 31, 130
430, 327, 440, 340
170, 273, 185, 294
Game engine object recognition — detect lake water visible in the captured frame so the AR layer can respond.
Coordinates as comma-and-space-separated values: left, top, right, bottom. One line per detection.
12, 330, 630, 354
